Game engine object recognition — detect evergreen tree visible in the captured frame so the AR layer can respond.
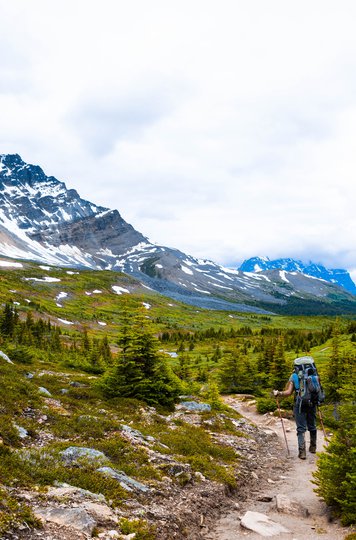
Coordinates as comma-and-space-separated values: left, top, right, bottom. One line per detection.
257, 338, 275, 374
49, 327, 62, 351
238, 355, 256, 393
325, 320, 343, 404
0, 304, 16, 336
313, 381, 356, 525
100, 309, 180, 407
177, 354, 191, 380
99, 335, 112, 364
205, 378, 224, 410
212, 344, 222, 362
219, 351, 241, 393
82, 328, 91, 355
219, 349, 255, 394
271, 336, 289, 390
25, 311, 34, 331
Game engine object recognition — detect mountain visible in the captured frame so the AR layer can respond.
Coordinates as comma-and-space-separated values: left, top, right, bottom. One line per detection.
1, 153, 356, 315
239, 257, 356, 294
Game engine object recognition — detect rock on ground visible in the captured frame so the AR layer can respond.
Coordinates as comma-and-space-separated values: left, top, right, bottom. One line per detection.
240, 511, 291, 537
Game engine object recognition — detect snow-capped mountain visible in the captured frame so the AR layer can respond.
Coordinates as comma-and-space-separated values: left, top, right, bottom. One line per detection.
1, 154, 356, 315
239, 257, 356, 294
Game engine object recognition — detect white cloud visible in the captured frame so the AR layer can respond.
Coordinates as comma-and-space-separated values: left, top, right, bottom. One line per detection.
0, 0, 356, 273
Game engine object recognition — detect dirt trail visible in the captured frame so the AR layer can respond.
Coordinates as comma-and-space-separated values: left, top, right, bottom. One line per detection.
206, 397, 352, 540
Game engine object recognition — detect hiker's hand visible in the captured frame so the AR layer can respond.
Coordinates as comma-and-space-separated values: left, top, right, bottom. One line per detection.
273, 390, 279, 397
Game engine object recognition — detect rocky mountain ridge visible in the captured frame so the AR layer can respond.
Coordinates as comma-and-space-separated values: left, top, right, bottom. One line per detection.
1, 154, 356, 315
239, 256, 356, 294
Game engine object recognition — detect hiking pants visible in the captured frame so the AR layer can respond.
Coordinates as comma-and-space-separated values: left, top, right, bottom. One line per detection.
294, 402, 317, 448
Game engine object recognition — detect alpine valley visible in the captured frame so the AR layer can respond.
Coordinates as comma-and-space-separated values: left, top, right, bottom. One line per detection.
0, 153, 355, 315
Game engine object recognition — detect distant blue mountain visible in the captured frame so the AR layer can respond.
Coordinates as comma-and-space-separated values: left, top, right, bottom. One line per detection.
238, 257, 356, 294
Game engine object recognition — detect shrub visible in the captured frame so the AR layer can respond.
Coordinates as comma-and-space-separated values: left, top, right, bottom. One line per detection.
313, 384, 356, 525
4, 345, 34, 364
0, 487, 41, 536
120, 518, 156, 539
256, 397, 277, 414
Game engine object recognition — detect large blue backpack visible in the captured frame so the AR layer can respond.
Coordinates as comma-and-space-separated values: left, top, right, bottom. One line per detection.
292, 356, 325, 407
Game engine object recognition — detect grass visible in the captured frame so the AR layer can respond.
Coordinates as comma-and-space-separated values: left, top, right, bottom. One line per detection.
0, 486, 42, 536
146, 422, 239, 489
120, 518, 157, 539
0, 444, 128, 506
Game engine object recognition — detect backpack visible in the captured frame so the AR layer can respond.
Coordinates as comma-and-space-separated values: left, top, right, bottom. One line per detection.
292, 356, 325, 407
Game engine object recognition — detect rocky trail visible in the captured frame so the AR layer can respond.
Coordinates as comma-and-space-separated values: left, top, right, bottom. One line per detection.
2, 395, 354, 540
206, 397, 352, 540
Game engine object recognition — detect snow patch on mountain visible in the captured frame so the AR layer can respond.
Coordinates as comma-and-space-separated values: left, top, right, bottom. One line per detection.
181, 265, 193, 275
112, 285, 130, 295
279, 270, 289, 283
25, 276, 61, 283
0, 260, 23, 268
57, 318, 74, 325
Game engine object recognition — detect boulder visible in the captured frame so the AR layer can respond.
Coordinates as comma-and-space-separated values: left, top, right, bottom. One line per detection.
121, 424, 146, 440
83, 501, 118, 523
97, 466, 150, 493
275, 494, 309, 517
178, 401, 211, 412
34, 507, 96, 535
38, 386, 52, 396
48, 482, 106, 502
13, 424, 28, 439
240, 511, 291, 537
0, 350, 13, 364
60, 446, 108, 466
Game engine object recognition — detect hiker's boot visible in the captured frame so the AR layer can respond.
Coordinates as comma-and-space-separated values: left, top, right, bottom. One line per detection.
309, 431, 317, 453
297, 432, 306, 459
298, 444, 306, 460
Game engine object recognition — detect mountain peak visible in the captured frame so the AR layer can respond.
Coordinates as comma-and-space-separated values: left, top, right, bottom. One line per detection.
0, 153, 23, 166
239, 256, 356, 294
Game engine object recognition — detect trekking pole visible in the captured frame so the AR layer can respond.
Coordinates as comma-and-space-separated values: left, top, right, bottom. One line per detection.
276, 398, 290, 457
317, 406, 329, 443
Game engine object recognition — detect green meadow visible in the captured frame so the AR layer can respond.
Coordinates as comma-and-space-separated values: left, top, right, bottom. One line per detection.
0, 260, 355, 533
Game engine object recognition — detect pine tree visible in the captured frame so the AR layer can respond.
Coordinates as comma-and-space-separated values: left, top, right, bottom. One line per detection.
177, 354, 191, 380
100, 309, 180, 407
219, 351, 241, 393
325, 320, 343, 404
25, 311, 34, 331
82, 328, 91, 355
313, 380, 356, 525
218, 349, 255, 394
271, 336, 289, 390
0, 304, 15, 336
205, 378, 224, 410
257, 338, 275, 374
238, 355, 256, 394
49, 327, 62, 351
99, 335, 112, 364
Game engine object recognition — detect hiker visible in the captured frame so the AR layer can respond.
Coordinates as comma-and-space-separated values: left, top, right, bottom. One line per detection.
273, 356, 322, 460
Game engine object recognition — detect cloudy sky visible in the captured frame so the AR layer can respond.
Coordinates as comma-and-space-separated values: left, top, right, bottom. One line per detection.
1, 1, 356, 280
